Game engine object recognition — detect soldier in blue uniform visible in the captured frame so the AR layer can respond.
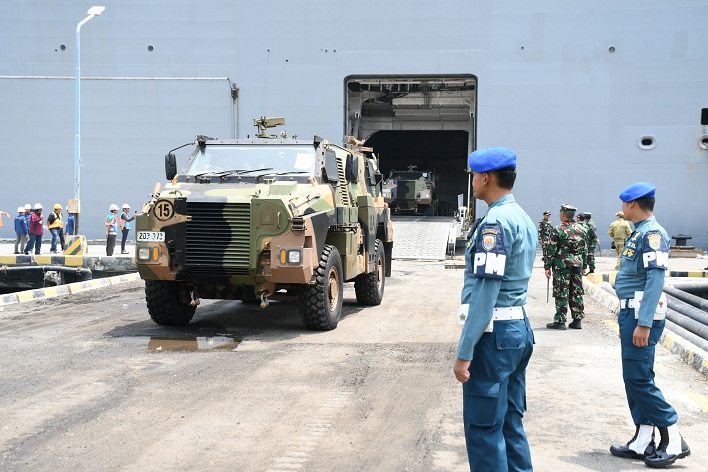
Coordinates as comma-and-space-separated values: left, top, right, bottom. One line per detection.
609, 182, 690, 468
453, 147, 536, 472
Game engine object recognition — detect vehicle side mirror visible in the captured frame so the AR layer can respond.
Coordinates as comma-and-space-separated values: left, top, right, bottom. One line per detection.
165, 153, 177, 180
323, 149, 339, 183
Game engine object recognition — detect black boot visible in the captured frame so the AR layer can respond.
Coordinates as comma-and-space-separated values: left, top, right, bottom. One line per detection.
546, 321, 566, 330
610, 424, 655, 459
644, 425, 690, 468
568, 319, 582, 329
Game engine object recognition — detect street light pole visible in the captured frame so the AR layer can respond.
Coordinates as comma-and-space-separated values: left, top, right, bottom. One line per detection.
75, 5, 105, 235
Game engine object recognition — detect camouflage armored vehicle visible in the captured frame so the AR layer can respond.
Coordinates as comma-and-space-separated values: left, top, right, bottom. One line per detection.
135, 118, 393, 331
381, 166, 438, 215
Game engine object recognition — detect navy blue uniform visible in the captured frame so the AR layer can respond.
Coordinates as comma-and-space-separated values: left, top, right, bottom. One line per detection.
614, 216, 677, 427
458, 194, 536, 471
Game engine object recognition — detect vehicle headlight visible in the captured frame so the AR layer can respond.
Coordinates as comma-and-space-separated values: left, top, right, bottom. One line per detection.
280, 249, 302, 265
138, 248, 151, 261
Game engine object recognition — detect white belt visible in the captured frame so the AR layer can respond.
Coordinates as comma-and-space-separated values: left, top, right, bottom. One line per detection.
492, 305, 526, 321
619, 296, 666, 320
619, 299, 633, 309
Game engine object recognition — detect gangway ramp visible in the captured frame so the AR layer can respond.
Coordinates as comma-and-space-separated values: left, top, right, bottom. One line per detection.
391, 216, 453, 261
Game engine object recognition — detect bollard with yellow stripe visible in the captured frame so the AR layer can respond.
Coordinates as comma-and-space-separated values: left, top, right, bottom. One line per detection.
63, 235, 89, 256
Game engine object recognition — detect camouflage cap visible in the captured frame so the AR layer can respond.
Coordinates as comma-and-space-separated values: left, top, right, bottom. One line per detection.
543, 210, 551, 215
560, 204, 576, 213
584, 212, 592, 218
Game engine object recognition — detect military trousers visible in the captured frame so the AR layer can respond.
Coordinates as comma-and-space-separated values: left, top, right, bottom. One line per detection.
463, 314, 535, 472
586, 247, 596, 271
552, 268, 584, 323
618, 308, 678, 427
614, 241, 625, 270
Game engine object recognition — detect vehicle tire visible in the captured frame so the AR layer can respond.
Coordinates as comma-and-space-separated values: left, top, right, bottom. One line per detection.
145, 280, 196, 325
354, 239, 385, 305
297, 245, 343, 331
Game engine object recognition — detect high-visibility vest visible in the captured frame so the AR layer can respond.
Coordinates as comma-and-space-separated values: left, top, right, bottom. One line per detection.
48, 211, 64, 229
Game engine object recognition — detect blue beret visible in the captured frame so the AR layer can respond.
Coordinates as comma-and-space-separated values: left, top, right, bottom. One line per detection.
468, 147, 516, 173
619, 182, 656, 202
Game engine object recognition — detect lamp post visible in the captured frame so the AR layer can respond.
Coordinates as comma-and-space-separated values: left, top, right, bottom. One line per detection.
75, 5, 105, 235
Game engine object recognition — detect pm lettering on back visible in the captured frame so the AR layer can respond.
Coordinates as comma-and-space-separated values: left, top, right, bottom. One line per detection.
642, 231, 669, 270
473, 223, 507, 279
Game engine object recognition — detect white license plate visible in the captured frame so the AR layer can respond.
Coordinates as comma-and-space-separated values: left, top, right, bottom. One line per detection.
137, 231, 165, 242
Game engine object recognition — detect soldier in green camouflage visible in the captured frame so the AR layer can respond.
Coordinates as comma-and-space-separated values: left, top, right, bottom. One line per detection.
538, 210, 553, 262
583, 212, 598, 274
544, 204, 588, 330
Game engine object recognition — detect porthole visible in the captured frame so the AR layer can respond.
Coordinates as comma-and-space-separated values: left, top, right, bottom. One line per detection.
699, 135, 708, 151
638, 135, 656, 150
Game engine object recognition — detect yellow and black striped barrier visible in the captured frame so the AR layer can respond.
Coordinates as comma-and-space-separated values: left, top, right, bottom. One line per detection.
63, 235, 88, 256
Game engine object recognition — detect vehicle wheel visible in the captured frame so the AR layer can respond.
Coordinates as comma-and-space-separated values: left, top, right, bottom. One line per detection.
297, 245, 343, 331
354, 239, 385, 305
145, 280, 196, 325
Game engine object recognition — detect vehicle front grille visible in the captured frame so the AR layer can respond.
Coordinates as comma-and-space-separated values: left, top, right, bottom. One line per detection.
185, 201, 251, 276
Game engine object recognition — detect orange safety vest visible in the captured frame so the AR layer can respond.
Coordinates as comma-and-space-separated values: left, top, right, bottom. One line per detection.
48, 211, 64, 229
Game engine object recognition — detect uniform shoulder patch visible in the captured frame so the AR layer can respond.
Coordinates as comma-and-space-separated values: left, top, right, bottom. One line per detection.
641, 230, 669, 270
473, 222, 507, 280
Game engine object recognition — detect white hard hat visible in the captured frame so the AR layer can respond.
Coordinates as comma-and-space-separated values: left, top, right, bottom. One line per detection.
17, 206, 25, 213
34, 203, 43, 210
24, 204, 31, 210
122, 203, 130, 209
109, 204, 119, 211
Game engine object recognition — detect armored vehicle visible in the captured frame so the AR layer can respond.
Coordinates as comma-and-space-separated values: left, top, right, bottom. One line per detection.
134, 118, 393, 331
381, 167, 437, 216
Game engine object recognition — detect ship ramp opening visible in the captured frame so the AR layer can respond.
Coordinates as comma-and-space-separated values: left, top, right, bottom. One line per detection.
391, 215, 457, 261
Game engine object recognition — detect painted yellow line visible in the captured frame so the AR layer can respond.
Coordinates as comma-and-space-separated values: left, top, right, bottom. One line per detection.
687, 393, 708, 413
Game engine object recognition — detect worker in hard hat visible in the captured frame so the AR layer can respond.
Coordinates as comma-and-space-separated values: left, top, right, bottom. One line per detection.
24, 203, 44, 255
119, 203, 135, 254
47, 204, 65, 253
106, 204, 119, 256
14, 206, 29, 254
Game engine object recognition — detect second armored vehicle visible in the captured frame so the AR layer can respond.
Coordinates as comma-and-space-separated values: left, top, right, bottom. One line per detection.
381, 167, 438, 216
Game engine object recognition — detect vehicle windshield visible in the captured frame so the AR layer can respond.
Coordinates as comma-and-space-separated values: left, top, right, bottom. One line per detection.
185, 144, 317, 176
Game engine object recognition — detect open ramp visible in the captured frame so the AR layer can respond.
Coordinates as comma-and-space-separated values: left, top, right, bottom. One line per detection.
391, 216, 453, 261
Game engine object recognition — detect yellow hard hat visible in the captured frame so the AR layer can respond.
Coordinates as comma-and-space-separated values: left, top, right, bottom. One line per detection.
54, 203, 62, 210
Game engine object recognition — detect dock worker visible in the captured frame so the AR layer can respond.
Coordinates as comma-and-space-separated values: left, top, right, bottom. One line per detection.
105, 204, 119, 256
544, 204, 587, 330
453, 147, 536, 472
24, 203, 44, 255
609, 182, 690, 467
14, 207, 28, 254
47, 203, 65, 254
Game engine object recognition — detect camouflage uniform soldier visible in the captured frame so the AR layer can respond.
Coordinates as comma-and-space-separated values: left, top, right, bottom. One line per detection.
538, 210, 553, 262
584, 212, 598, 274
608, 211, 633, 270
544, 204, 587, 330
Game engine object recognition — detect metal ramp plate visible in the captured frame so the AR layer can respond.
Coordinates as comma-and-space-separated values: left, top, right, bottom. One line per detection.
391, 216, 452, 261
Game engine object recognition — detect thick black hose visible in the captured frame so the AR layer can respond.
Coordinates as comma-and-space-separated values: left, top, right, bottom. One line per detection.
0, 265, 92, 280
665, 319, 708, 353
664, 284, 708, 312
665, 308, 708, 342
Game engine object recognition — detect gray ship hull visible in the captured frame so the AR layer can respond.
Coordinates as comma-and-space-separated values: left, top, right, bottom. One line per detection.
2, 1, 707, 250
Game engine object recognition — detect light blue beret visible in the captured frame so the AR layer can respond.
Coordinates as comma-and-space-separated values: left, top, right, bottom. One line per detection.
468, 147, 517, 173
619, 182, 656, 202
